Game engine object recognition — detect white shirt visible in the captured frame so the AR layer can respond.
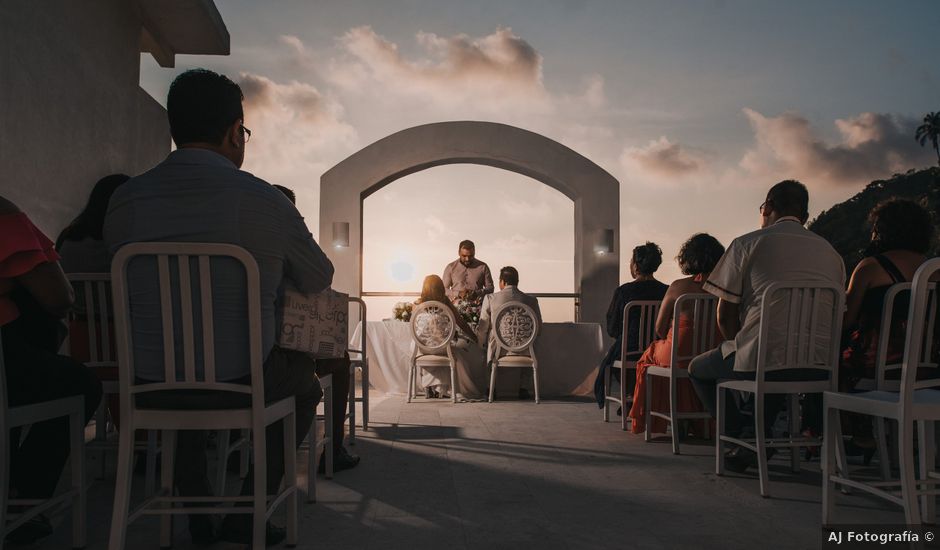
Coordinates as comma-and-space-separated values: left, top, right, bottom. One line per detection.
703, 217, 845, 372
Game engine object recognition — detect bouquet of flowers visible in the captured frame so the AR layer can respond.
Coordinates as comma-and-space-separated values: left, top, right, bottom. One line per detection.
392, 301, 413, 322
452, 289, 483, 329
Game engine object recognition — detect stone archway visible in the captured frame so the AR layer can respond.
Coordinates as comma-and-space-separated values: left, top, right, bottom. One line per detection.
319, 120, 619, 328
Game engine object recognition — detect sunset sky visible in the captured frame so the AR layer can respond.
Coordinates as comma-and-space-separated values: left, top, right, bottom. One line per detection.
139, 1, 940, 321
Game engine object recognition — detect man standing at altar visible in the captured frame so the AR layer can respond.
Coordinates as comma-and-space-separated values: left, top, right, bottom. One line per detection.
442, 239, 494, 301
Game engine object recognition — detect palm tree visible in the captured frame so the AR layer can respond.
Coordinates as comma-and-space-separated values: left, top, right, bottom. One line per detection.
915, 111, 940, 167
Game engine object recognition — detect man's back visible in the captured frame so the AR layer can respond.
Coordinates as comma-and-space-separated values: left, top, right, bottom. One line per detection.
704, 218, 845, 372
479, 286, 542, 351
104, 148, 333, 381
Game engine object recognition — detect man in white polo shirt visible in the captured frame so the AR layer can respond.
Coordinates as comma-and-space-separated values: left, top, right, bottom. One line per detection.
688, 180, 845, 471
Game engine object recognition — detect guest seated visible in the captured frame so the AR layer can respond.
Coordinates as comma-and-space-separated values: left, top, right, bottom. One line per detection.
477, 266, 542, 400
0, 195, 103, 545
104, 68, 337, 545
272, 184, 358, 472
628, 233, 725, 435
803, 198, 936, 457
414, 274, 484, 400
56, 173, 128, 429
594, 242, 669, 410
688, 180, 845, 473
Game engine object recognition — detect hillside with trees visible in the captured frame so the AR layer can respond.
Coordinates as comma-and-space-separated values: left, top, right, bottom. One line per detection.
808, 167, 940, 272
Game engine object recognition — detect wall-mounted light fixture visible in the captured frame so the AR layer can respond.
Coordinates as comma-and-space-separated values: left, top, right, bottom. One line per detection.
595, 228, 614, 255
332, 221, 350, 248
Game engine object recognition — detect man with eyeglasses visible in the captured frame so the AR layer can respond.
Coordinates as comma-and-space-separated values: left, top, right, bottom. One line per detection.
687, 180, 845, 472
105, 68, 337, 546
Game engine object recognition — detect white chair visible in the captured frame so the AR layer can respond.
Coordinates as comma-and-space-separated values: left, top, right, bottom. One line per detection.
66, 273, 160, 495
823, 261, 940, 526
408, 301, 458, 403
347, 297, 369, 445
645, 293, 718, 454
605, 300, 661, 431
108, 243, 298, 550
488, 302, 541, 404
716, 281, 844, 498
305, 374, 333, 503
0, 335, 86, 550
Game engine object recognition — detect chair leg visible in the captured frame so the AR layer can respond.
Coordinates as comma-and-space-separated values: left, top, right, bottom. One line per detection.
252, 421, 267, 550
284, 411, 298, 547
216, 429, 231, 497
716, 386, 726, 475
307, 420, 317, 504
407, 361, 414, 403
822, 402, 837, 525
145, 430, 158, 497
108, 419, 135, 550
488, 363, 497, 403
620, 365, 628, 431
898, 419, 921, 525
362, 360, 370, 431
159, 430, 176, 549
450, 364, 457, 403
0, 421, 8, 550
532, 366, 540, 404
875, 417, 892, 480
325, 386, 334, 479
603, 365, 611, 422
348, 367, 356, 445
240, 430, 249, 479
70, 407, 87, 549
96, 401, 107, 480
670, 374, 680, 455
789, 394, 800, 473
644, 371, 653, 442
756, 395, 770, 498
918, 420, 936, 524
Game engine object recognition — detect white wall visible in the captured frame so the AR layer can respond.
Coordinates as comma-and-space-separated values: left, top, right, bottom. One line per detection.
0, 0, 170, 238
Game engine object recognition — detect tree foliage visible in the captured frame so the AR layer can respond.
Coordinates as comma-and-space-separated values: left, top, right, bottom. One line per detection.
808, 167, 940, 273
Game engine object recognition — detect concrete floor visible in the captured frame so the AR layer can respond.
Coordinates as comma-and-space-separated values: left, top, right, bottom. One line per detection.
34, 392, 914, 550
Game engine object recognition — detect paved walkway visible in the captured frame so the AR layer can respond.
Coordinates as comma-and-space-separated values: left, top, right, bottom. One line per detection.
37, 393, 908, 549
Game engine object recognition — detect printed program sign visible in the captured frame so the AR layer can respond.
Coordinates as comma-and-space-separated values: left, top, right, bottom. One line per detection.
278, 287, 348, 359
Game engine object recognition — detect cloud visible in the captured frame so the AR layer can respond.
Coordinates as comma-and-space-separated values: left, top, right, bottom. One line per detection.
619, 136, 706, 179
326, 26, 554, 113
238, 73, 358, 220
739, 109, 932, 186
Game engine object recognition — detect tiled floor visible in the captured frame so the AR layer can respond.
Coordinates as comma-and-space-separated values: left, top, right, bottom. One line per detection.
36, 392, 911, 550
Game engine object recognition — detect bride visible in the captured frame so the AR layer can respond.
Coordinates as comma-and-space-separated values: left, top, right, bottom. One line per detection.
414, 275, 487, 400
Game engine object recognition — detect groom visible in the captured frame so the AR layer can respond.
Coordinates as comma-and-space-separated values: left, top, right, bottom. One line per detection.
442, 239, 494, 301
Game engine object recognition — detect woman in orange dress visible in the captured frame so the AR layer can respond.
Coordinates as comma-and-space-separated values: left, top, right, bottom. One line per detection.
629, 233, 725, 435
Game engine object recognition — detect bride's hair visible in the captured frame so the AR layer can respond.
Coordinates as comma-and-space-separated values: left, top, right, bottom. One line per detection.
419, 274, 447, 303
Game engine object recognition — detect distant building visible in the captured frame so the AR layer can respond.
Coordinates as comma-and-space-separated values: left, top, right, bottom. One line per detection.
0, 0, 229, 235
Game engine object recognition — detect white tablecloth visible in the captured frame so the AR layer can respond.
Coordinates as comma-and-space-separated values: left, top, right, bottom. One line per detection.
350, 320, 604, 397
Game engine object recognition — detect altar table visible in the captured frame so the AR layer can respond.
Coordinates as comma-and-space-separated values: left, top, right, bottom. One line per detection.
350, 320, 604, 397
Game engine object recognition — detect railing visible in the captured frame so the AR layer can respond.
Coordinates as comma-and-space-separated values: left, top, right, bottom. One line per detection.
360, 291, 581, 321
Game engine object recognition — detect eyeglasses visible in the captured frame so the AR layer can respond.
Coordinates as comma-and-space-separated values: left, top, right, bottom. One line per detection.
759, 200, 769, 214
239, 125, 251, 143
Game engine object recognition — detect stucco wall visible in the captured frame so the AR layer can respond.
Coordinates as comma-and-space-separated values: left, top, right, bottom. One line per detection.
0, 0, 170, 238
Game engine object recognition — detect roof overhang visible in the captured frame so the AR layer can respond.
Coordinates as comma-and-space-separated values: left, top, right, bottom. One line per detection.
138, 0, 229, 68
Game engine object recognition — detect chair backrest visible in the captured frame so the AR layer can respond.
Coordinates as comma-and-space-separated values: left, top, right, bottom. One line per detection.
410, 301, 456, 355
669, 293, 720, 369
492, 301, 540, 354
873, 282, 938, 390
754, 281, 844, 382
66, 273, 115, 368
111, 243, 265, 410
621, 300, 661, 362
899, 259, 940, 413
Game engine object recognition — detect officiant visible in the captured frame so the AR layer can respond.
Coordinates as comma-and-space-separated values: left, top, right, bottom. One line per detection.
442, 239, 494, 301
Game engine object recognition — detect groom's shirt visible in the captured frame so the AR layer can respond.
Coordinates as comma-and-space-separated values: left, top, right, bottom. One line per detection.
442, 258, 494, 300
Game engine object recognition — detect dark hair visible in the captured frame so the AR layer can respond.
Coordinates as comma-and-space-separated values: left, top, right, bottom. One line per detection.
676, 233, 725, 275
867, 198, 934, 255
459, 239, 475, 251
631, 241, 663, 275
55, 173, 130, 249
499, 266, 519, 286
765, 179, 809, 220
167, 69, 244, 146
273, 184, 296, 205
